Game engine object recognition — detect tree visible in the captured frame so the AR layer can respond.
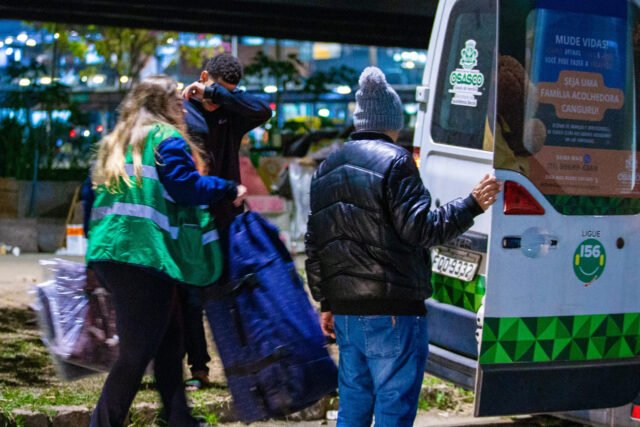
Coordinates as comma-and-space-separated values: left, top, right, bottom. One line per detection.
34, 23, 89, 79
244, 50, 303, 138
303, 65, 358, 115
32, 23, 175, 89
180, 44, 227, 69
1, 61, 72, 215
89, 26, 176, 89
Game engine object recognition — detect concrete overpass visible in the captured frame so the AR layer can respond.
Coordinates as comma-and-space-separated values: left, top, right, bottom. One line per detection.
0, 0, 437, 48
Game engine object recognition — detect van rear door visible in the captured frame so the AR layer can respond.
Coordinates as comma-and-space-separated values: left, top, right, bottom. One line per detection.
475, 0, 640, 416
417, 0, 497, 390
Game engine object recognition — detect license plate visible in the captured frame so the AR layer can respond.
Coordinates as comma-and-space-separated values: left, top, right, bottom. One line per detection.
431, 246, 481, 282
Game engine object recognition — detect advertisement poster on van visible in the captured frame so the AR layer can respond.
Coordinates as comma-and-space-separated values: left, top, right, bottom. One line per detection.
526, 0, 640, 198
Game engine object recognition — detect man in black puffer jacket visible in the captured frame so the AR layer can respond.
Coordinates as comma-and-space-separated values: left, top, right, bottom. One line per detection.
305, 67, 500, 427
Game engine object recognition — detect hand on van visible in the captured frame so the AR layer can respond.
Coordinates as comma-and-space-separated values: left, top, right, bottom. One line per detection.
471, 174, 500, 211
233, 185, 248, 207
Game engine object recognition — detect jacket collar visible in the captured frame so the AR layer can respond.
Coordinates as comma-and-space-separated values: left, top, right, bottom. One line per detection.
350, 131, 394, 144
184, 100, 209, 135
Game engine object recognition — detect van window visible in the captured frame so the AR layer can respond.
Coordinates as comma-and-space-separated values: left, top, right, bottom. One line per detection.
496, 0, 640, 215
430, 0, 497, 150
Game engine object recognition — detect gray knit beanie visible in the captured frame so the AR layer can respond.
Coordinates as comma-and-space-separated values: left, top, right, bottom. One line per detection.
353, 66, 404, 132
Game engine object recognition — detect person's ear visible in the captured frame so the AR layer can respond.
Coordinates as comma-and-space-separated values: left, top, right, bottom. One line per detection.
200, 70, 209, 84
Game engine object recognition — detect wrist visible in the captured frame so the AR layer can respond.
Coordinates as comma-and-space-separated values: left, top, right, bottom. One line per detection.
226, 181, 238, 200
465, 194, 484, 216
204, 84, 217, 100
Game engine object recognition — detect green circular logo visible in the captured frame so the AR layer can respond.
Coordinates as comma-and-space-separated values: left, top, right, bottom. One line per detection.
573, 238, 606, 284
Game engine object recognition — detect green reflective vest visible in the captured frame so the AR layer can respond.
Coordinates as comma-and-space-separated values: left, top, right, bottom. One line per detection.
86, 123, 222, 286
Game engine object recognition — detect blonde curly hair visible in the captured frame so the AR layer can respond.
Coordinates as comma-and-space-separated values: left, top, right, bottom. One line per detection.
92, 75, 204, 192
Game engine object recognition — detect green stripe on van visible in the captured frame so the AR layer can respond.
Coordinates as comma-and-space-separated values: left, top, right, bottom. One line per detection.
431, 273, 486, 313
480, 313, 640, 364
545, 195, 640, 216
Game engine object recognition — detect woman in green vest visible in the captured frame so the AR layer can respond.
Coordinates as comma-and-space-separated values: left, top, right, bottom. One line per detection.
87, 75, 246, 427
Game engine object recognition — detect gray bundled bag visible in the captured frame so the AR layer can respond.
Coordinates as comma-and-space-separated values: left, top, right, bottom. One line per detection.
289, 161, 314, 242
33, 259, 118, 380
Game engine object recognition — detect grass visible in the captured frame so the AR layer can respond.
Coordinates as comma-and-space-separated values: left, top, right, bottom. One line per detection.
418, 374, 474, 413
416, 376, 584, 426
0, 308, 54, 388
190, 392, 221, 426
0, 306, 105, 424
2, 304, 580, 427
0, 307, 229, 426
1, 304, 473, 425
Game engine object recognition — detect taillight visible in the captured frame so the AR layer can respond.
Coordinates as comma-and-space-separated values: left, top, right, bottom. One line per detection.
503, 181, 545, 215
630, 403, 640, 421
412, 147, 421, 169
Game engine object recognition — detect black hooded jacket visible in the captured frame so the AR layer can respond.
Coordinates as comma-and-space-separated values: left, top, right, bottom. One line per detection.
184, 84, 271, 229
305, 131, 483, 316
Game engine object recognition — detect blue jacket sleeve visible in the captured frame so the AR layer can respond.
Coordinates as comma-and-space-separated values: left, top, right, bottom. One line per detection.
204, 84, 272, 133
80, 174, 95, 237
156, 137, 238, 206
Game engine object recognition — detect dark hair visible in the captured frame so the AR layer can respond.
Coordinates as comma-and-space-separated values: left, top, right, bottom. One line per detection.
205, 53, 242, 85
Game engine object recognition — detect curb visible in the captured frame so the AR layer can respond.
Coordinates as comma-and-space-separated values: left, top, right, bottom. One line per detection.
0, 396, 336, 426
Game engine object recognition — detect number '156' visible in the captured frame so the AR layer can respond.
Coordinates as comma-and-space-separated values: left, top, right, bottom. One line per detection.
580, 244, 601, 258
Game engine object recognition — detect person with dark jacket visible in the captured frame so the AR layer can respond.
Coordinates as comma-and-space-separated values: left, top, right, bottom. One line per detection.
183, 54, 272, 230
305, 67, 500, 427
179, 54, 272, 389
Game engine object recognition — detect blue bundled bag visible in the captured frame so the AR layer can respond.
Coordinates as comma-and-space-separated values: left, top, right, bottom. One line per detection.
204, 211, 337, 422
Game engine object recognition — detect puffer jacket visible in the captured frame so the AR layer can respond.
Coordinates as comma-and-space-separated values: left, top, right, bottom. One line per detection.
305, 131, 483, 316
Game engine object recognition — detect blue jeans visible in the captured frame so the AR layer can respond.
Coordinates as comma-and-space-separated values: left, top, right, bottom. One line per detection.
334, 315, 428, 427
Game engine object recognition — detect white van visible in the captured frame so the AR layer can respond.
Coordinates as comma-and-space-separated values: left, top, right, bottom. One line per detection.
414, 0, 640, 421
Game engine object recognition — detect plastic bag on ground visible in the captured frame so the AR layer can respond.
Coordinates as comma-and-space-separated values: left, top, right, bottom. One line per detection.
33, 259, 118, 380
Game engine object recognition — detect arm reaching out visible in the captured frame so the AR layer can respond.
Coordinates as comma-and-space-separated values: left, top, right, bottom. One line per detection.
183, 81, 271, 132
386, 155, 499, 248
156, 137, 239, 205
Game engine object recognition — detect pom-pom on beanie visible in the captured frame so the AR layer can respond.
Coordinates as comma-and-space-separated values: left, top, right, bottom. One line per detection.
353, 66, 404, 132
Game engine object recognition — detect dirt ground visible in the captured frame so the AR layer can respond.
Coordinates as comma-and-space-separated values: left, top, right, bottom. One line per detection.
0, 253, 310, 386
0, 254, 229, 383
0, 255, 585, 426
0, 254, 79, 308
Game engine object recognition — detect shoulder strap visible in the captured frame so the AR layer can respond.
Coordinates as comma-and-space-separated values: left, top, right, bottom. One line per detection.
206, 273, 259, 299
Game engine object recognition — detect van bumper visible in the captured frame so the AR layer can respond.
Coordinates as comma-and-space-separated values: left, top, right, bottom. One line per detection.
426, 344, 477, 390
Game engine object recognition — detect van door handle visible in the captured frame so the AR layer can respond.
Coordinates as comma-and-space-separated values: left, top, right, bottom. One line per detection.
416, 85, 429, 104
502, 236, 521, 249
503, 229, 558, 258
502, 236, 558, 249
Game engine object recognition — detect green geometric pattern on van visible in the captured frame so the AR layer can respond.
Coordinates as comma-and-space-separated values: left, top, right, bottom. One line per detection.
480, 313, 640, 364
431, 273, 486, 313
545, 195, 640, 216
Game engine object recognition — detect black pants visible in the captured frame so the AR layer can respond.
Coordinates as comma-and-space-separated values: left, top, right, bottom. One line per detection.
180, 225, 234, 376
178, 286, 210, 375
89, 262, 198, 427
203, 225, 231, 301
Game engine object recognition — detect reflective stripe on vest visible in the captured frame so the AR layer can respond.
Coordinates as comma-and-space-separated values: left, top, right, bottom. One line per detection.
202, 230, 219, 245
124, 164, 158, 180
91, 202, 218, 245
91, 202, 181, 239
124, 164, 176, 203
87, 123, 222, 286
